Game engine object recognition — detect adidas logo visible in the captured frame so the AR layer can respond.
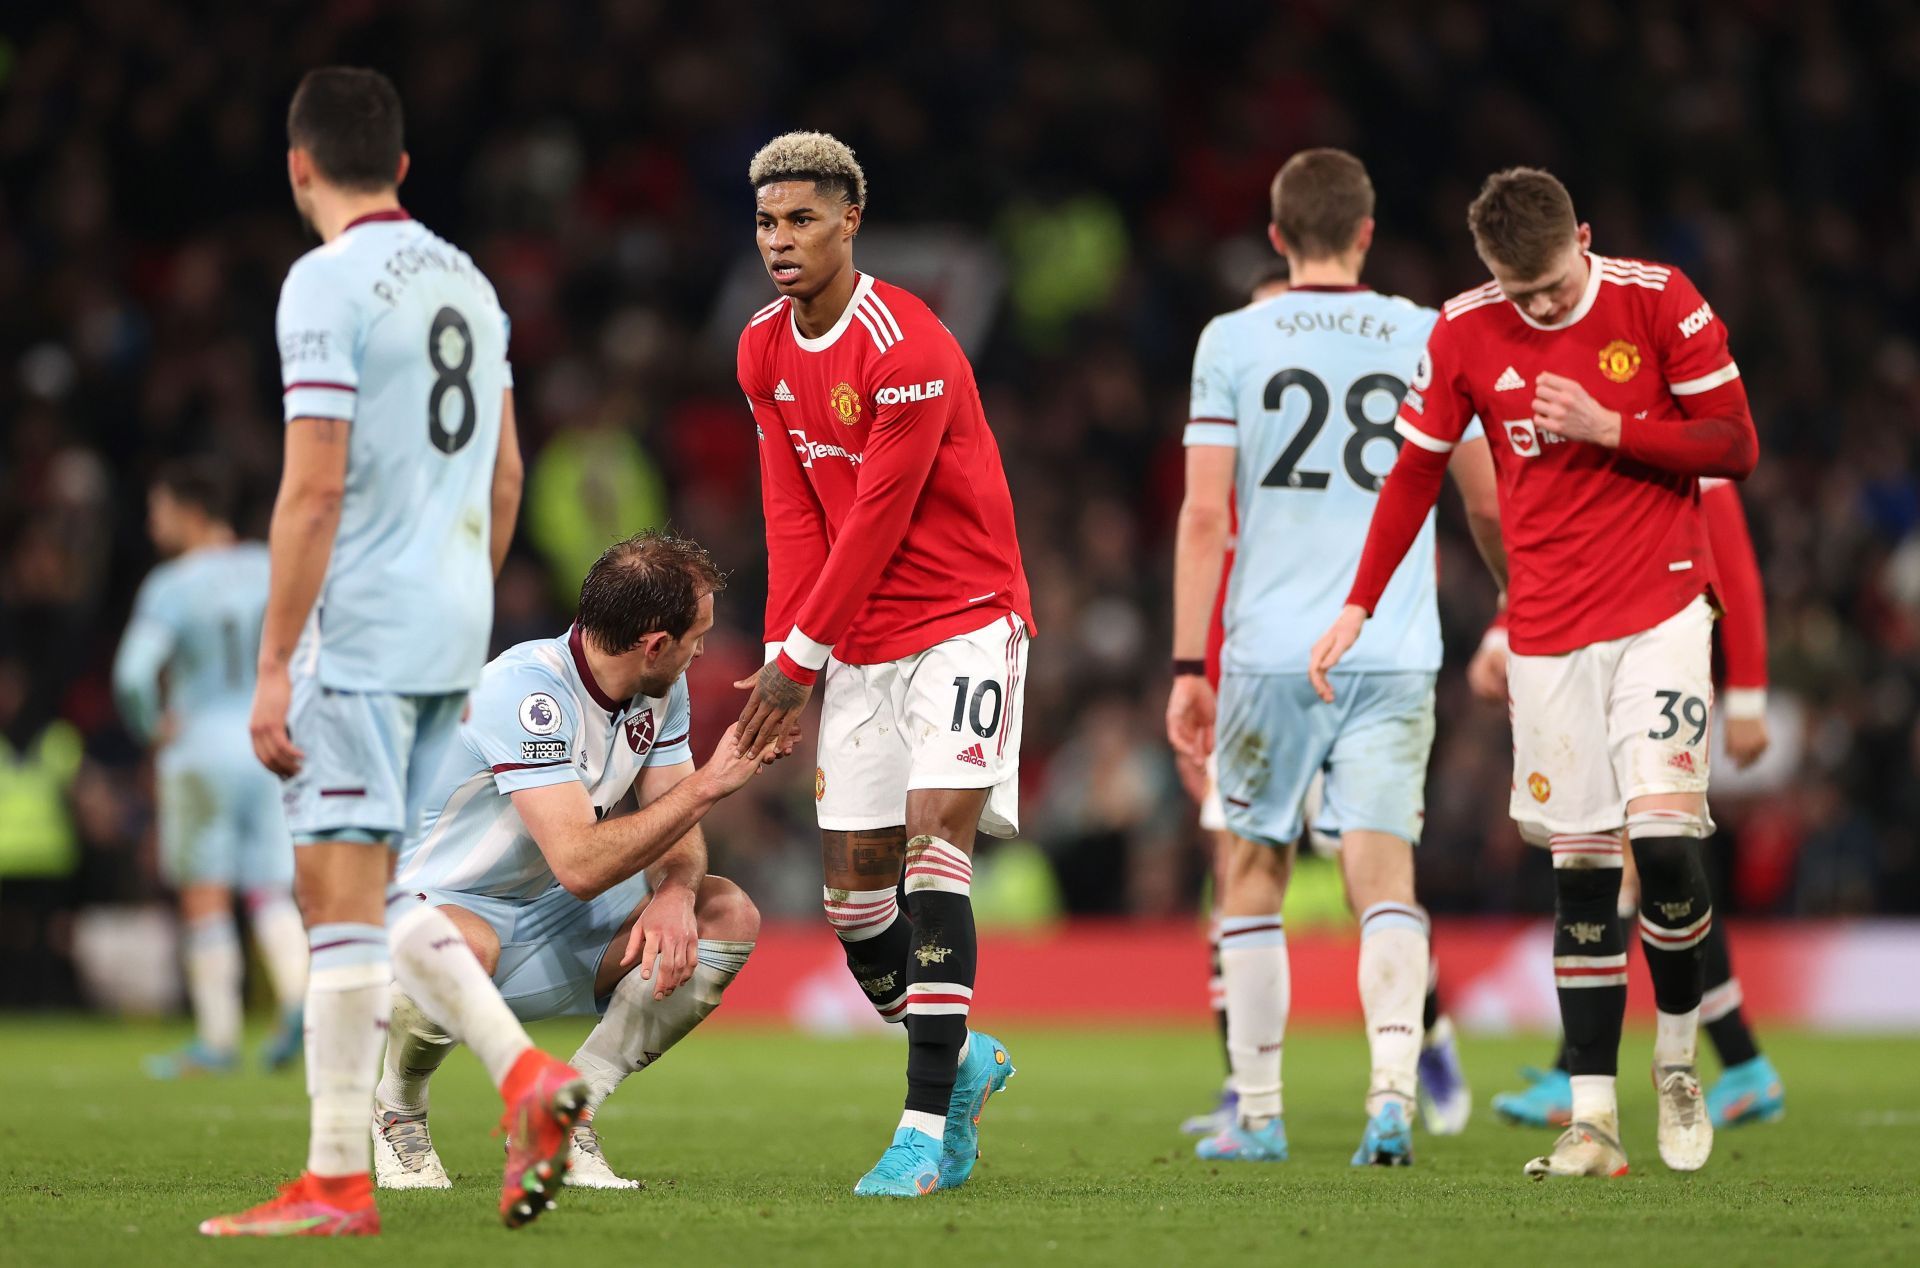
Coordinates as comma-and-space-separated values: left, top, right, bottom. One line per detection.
957, 743, 987, 768
1494, 365, 1526, 392
774, 379, 795, 402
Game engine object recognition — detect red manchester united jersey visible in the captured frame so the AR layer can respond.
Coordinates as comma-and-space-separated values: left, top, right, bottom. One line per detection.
1395, 254, 1747, 654
737, 273, 1032, 673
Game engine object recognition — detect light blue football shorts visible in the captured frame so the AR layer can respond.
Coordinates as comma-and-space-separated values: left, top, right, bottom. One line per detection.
1214, 671, 1436, 849
156, 739, 292, 890
282, 677, 467, 846
399, 873, 653, 1021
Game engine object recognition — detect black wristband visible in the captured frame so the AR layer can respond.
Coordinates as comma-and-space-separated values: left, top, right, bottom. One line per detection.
1172, 658, 1207, 678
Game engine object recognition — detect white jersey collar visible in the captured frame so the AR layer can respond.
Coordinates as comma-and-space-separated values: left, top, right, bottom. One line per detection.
789, 272, 874, 353
1512, 251, 1605, 332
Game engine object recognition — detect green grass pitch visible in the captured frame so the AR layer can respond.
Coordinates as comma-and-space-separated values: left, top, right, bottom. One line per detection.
2, 1018, 1915, 1265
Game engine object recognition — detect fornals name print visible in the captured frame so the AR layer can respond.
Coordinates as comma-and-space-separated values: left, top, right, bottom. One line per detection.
519, 692, 563, 736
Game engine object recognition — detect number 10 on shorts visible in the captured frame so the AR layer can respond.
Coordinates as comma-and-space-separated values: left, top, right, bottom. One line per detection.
950, 676, 1004, 737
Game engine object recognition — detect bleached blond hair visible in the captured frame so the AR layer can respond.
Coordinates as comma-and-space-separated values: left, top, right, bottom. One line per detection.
748, 131, 867, 209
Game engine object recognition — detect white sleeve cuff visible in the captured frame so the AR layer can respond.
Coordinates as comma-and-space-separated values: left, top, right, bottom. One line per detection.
780, 626, 833, 672
1668, 362, 1740, 396
1722, 687, 1767, 720
1479, 625, 1510, 654
764, 642, 782, 665
1394, 417, 1454, 453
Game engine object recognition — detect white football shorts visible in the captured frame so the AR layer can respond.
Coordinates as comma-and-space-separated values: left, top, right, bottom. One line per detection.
815, 614, 1027, 838
1508, 594, 1717, 844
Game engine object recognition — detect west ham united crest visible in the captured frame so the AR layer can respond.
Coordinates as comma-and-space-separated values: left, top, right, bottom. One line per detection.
624, 708, 655, 753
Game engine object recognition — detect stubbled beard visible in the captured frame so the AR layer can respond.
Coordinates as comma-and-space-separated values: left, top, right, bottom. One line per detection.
633, 668, 680, 700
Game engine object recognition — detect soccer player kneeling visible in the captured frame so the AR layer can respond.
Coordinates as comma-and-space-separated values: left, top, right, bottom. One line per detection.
1314, 168, 1757, 1178
371, 533, 776, 1194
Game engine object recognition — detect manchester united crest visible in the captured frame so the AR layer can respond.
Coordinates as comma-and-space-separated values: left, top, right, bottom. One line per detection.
814, 766, 826, 801
1528, 771, 1552, 803
1598, 339, 1641, 383
828, 381, 861, 424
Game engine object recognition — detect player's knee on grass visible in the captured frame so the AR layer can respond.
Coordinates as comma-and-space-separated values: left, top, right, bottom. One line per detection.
1218, 834, 1290, 916
694, 875, 761, 943
434, 904, 502, 975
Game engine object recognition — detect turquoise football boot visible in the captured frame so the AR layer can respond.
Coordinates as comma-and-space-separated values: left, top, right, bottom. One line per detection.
1195, 1116, 1288, 1162
1492, 1066, 1573, 1128
145, 1040, 238, 1080
852, 1127, 942, 1198
937, 1031, 1015, 1190
259, 1006, 304, 1072
1351, 1099, 1415, 1166
1707, 1055, 1785, 1128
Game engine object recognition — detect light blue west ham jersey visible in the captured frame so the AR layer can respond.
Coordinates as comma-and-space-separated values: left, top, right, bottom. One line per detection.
113, 543, 271, 759
276, 211, 512, 694
397, 629, 694, 900
1186, 287, 1482, 675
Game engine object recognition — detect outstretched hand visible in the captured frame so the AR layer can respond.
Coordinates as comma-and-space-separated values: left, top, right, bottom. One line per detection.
697, 723, 782, 797
733, 661, 812, 758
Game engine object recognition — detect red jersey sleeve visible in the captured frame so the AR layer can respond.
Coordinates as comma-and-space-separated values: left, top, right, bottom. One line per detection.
1395, 315, 1475, 453
774, 338, 953, 683
738, 325, 830, 648
1700, 477, 1768, 715
1344, 317, 1469, 614
1617, 267, 1757, 479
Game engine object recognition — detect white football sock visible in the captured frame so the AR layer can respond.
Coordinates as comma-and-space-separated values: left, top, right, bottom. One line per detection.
388, 903, 532, 1089
570, 940, 752, 1112
183, 912, 242, 1056
1358, 904, 1428, 1114
304, 923, 391, 1177
1654, 1006, 1701, 1068
375, 991, 454, 1115
247, 891, 310, 1012
1570, 1074, 1619, 1126
898, 1109, 944, 1140
1219, 914, 1288, 1123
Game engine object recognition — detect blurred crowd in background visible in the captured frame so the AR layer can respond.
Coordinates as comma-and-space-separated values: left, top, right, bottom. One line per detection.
2, 0, 1917, 1003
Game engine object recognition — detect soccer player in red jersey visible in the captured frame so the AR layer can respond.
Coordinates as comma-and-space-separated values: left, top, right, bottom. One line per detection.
731, 133, 1031, 1197
1310, 168, 1757, 1178
1481, 476, 1785, 1130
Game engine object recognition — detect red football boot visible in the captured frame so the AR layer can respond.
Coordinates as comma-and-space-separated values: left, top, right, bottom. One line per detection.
498, 1049, 588, 1228
199, 1171, 379, 1237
